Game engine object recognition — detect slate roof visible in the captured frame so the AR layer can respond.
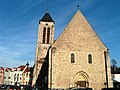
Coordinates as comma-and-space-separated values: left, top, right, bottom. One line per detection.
40, 11, 54, 23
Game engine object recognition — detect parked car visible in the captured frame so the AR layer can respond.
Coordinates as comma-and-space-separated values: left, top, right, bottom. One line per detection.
65, 87, 93, 90
52, 88, 64, 90
8, 85, 21, 90
23, 85, 33, 90
65, 87, 73, 90
0, 84, 9, 89
101, 88, 120, 90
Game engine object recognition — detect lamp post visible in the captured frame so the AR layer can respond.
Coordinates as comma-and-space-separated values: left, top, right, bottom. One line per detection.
26, 62, 29, 85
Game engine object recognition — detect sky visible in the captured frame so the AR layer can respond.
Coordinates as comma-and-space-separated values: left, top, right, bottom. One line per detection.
0, 0, 120, 67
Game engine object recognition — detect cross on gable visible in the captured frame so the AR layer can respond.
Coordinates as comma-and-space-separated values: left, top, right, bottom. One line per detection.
75, 3, 80, 9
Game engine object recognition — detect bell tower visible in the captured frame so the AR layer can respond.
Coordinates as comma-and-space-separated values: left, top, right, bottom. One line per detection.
32, 11, 54, 85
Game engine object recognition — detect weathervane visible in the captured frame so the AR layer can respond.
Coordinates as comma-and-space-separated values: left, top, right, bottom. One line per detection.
46, 2, 49, 12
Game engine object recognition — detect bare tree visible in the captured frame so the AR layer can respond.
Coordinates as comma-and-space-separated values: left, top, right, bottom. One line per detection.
111, 59, 117, 72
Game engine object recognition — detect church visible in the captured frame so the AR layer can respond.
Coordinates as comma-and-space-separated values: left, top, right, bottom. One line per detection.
32, 9, 113, 90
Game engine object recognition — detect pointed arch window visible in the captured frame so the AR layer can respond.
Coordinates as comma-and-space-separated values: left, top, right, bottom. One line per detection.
71, 53, 75, 63
88, 54, 92, 64
43, 27, 46, 44
47, 27, 50, 44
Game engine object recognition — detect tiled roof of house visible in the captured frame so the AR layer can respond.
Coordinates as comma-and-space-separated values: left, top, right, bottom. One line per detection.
12, 65, 26, 71
5, 67, 12, 72
18, 65, 26, 71
23, 67, 30, 73
0, 67, 4, 70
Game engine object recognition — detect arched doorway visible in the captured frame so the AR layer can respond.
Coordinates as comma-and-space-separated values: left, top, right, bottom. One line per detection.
73, 71, 89, 87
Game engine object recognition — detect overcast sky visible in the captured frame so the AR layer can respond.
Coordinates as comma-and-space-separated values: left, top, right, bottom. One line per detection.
0, 0, 120, 67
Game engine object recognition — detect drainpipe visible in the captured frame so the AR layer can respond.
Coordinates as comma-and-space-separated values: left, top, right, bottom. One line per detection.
104, 50, 109, 89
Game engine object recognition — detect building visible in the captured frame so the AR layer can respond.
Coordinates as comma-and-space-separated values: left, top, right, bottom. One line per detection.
32, 9, 113, 90
111, 71, 120, 88
4, 67, 12, 85
10, 66, 25, 85
10, 65, 31, 85
0, 63, 33, 85
0, 67, 4, 84
22, 66, 32, 85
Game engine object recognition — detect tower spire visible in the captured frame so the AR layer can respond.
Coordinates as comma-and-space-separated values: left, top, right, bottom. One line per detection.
40, 12, 54, 22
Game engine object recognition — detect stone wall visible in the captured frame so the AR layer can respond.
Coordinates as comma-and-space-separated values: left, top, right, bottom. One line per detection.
50, 10, 113, 90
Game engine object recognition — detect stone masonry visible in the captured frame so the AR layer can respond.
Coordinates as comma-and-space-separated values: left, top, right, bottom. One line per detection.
33, 10, 113, 90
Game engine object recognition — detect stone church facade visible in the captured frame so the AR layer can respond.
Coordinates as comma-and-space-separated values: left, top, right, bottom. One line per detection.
32, 10, 113, 90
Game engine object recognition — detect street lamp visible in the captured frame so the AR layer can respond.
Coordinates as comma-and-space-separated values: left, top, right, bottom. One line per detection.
26, 62, 29, 85
26, 62, 29, 67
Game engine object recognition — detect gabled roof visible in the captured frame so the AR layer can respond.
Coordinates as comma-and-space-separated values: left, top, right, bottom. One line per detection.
53, 9, 107, 50
18, 65, 26, 71
23, 67, 30, 73
5, 67, 12, 72
40, 11, 54, 23
0, 67, 4, 70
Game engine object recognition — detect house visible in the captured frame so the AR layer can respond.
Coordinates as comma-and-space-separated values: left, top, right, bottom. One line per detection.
112, 71, 120, 88
10, 65, 31, 85
4, 67, 12, 85
0, 67, 4, 84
